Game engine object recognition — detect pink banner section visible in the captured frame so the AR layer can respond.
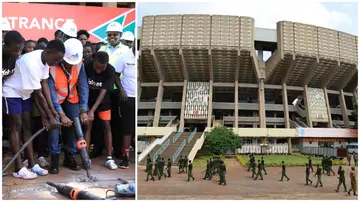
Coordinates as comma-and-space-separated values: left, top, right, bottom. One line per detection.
297, 128, 358, 138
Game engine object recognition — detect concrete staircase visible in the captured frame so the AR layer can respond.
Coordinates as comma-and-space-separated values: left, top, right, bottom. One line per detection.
174, 132, 202, 164
138, 132, 177, 165
157, 132, 190, 163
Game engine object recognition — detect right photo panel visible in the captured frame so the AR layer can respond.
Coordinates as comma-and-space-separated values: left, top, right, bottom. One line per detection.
136, 1, 358, 200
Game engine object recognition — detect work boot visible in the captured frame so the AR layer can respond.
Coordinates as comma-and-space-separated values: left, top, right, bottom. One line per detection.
63, 151, 80, 170
49, 155, 59, 174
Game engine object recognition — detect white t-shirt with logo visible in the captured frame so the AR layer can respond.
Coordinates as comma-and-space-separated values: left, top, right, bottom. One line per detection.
2, 50, 50, 100
114, 48, 136, 98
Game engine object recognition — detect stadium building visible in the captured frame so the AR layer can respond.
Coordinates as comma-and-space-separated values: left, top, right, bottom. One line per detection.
137, 15, 358, 164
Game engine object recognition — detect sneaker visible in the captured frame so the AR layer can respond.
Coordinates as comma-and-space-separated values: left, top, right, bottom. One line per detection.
37, 156, 50, 167
23, 159, 28, 168
105, 159, 118, 170
119, 160, 129, 169
13, 167, 37, 180
31, 164, 48, 176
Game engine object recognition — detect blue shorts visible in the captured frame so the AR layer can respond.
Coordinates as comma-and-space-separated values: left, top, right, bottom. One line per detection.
2, 97, 32, 115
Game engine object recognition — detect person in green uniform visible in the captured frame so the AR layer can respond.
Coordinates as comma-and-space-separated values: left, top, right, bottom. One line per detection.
209, 158, 214, 175
314, 165, 323, 188
154, 159, 160, 179
353, 152, 357, 167
254, 160, 263, 180
251, 159, 257, 178
305, 163, 313, 185
247, 154, 253, 172
187, 160, 195, 182
322, 156, 326, 174
203, 160, 212, 180
219, 161, 226, 185
178, 156, 183, 174
261, 157, 267, 175
160, 157, 167, 178
146, 160, 155, 181
166, 158, 172, 177
327, 157, 335, 176
308, 156, 314, 172
184, 156, 189, 174
279, 161, 290, 181
334, 166, 347, 192
347, 153, 352, 166
347, 167, 357, 196
145, 154, 151, 172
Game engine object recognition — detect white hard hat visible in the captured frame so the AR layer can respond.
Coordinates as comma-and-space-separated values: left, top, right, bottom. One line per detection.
106, 22, 123, 33
60, 21, 77, 38
121, 31, 135, 41
63, 38, 83, 65
2, 18, 11, 31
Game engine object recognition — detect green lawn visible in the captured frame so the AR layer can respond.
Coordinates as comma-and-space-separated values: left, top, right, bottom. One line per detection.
236, 154, 345, 167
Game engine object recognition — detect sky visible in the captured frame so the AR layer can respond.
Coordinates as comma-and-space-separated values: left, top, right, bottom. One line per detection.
137, 1, 358, 35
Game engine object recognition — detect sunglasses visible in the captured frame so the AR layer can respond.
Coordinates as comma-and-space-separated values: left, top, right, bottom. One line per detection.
107, 33, 120, 37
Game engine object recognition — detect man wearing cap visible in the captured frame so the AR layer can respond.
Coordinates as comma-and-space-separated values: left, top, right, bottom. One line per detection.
47, 38, 89, 174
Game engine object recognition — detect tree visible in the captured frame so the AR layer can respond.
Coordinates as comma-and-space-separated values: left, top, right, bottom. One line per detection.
203, 126, 243, 155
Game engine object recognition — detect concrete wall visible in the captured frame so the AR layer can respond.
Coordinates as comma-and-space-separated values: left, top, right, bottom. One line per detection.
137, 127, 177, 136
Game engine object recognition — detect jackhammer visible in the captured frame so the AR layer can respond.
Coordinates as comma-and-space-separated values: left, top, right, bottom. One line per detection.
72, 117, 92, 179
46, 182, 111, 200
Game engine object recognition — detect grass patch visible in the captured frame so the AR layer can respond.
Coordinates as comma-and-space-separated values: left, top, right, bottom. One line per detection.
193, 154, 226, 168
236, 153, 346, 167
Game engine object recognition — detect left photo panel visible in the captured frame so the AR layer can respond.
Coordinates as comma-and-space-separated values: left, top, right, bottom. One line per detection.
2, 2, 136, 200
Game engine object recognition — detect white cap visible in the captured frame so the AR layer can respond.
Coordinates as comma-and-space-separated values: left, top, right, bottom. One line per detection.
63, 38, 83, 65
106, 22, 123, 33
121, 31, 135, 41
60, 21, 77, 38
2, 18, 11, 31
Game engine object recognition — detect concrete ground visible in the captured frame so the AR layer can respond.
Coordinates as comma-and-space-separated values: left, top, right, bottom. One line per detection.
2, 151, 135, 200
138, 158, 358, 200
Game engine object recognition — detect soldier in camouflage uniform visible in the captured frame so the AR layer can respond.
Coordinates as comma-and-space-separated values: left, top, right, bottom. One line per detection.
327, 157, 335, 176
347, 153, 352, 166
153, 159, 159, 178
261, 157, 267, 175
322, 156, 327, 174
145, 155, 151, 172
219, 161, 226, 185
347, 167, 357, 196
184, 156, 189, 173
160, 158, 167, 178
314, 165, 323, 188
187, 160, 195, 182
251, 159, 257, 178
334, 166, 347, 192
279, 161, 290, 181
203, 160, 212, 180
178, 156, 183, 174
305, 163, 313, 185
166, 158, 172, 177
247, 154, 253, 172
146, 160, 155, 181
353, 152, 358, 167
254, 160, 263, 180
308, 156, 314, 172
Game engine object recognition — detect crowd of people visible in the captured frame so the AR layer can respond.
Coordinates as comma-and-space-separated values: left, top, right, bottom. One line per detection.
2, 18, 136, 180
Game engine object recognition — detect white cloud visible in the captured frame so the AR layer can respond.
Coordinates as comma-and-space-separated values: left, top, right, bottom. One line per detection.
138, 0, 356, 35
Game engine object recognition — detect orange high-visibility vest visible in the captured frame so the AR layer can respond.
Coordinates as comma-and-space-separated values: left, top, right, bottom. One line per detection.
49, 63, 82, 104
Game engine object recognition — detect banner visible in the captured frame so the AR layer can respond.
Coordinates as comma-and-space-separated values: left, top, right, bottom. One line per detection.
297, 128, 358, 138
2, 3, 135, 42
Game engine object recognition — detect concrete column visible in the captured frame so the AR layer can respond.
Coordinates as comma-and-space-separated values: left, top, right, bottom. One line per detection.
102, 2, 117, 7
234, 82, 239, 128
282, 83, 290, 128
323, 88, 333, 128
153, 80, 164, 127
339, 89, 350, 128
179, 80, 188, 130
258, 79, 266, 128
303, 85, 313, 128
253, 112, 258, 128
207, 80, 213, 128
258, 50, 264, 61
287, 138, 292, 154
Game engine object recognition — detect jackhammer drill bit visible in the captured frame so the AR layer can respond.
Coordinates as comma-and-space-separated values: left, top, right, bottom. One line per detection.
46, 182, 104, 200
73, 117, 92, 178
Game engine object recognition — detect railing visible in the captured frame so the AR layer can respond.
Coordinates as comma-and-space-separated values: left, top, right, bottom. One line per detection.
172, 139, 186, 163
153, 139, 170, 162
187, 127, 197, 143
172, 131, 182, 143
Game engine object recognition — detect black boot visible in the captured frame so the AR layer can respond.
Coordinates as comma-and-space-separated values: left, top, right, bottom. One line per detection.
49, 154, 59, 174
63, 151, 80, 170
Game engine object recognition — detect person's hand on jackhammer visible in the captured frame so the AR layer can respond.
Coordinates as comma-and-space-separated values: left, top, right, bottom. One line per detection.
80, 111, 90, 125
42, 115, 61, 131
60, 112, 73, 127
118, 89, 128, 104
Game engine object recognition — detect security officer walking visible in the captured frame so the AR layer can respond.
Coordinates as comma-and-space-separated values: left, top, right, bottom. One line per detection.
146, 160, 155, 181
166, 158, 172, 177
187, 160, 195, 182
305, 163, 313, 185
279, 161, 290, 181
219, 161, 226, 185
254, 160, 263, 180
314, 165, 323, 188
334, 166, 347, 192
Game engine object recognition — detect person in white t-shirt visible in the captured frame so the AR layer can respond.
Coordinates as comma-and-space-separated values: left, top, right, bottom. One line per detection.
113, 47, 136, 169
2, 40, 65, 180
